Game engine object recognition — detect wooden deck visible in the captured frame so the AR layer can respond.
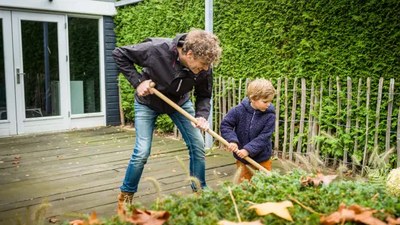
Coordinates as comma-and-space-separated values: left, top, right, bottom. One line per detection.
0, 126, 236, 224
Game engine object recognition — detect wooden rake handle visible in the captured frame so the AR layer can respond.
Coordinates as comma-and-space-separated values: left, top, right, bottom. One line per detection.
149, 82, 271, 175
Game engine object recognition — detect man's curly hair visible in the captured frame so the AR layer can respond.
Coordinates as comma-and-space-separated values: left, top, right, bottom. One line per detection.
181, 29, 222, 66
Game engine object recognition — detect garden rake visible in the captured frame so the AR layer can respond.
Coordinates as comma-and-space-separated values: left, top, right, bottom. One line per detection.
149, 82, 271, 175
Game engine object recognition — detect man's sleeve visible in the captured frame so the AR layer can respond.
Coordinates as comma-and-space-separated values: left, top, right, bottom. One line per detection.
112, 41, 152, 88
193, 72, 213, 118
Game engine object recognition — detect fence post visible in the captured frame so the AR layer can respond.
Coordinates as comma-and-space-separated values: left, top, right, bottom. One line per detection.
385, 79, 394, 154
282, 78, 289, 158
307, 78, 315, 154
362, 77, 371, 175
289, 78, 298, 161
344, 77, 352, 165
397, 105, 400, 167
296, 78, 307, 156
373, 77, 384, 150
275, 78, 281, 153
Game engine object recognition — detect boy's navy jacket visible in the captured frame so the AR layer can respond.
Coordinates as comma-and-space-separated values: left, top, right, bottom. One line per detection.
220, 97, 276, 164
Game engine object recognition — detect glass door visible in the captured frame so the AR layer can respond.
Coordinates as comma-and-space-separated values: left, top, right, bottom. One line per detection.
0, 11, 16, 136
12, 12, 69, 134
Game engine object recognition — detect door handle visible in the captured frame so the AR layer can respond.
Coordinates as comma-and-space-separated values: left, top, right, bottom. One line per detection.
16, 68, 25, 84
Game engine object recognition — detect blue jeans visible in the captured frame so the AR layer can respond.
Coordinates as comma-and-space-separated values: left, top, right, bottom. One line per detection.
120, 100, 206, 193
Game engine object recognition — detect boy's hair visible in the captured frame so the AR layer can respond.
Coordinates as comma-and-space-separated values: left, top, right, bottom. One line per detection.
247, 79, 276, 100
182, 28, 222, 66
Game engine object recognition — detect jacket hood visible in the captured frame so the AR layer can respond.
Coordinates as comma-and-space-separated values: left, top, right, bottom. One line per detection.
240, 97, 275, 114
172, 33, 187, 50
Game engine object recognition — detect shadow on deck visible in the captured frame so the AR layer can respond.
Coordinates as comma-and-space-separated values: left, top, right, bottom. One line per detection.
0, 126, 236, 224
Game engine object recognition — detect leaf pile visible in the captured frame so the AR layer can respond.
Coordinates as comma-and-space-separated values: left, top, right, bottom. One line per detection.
152, 170, 399, 225
66, 170, 399, 225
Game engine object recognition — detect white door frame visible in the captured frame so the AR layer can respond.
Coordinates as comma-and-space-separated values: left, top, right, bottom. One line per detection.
0, 10, 17, 136
12, 11, 70, 134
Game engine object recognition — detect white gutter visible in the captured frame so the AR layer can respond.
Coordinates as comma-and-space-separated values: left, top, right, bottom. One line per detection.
0, 0, 117, 16
115, 0, 143, 7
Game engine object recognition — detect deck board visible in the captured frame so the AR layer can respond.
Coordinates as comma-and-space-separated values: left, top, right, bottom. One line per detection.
0, 126, 236, 224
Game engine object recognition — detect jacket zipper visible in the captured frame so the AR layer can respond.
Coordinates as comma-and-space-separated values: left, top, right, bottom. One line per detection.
176, 79, 183, 92
249, 111, 255, 132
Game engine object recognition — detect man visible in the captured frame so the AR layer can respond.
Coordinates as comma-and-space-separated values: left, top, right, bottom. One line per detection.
112, 29, 222, 205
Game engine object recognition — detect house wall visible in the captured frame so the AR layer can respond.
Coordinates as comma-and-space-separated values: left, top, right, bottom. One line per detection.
104, 16, 120, 126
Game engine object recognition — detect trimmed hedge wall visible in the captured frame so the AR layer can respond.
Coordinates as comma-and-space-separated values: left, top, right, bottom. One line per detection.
114, 0, 400, 81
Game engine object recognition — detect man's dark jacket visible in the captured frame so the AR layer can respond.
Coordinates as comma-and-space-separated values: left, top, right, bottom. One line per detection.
112, 34, 213, 118
220, 97, 276, 164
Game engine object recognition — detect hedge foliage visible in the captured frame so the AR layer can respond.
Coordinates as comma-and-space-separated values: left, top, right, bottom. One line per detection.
213, 0, 400, 81
113, 0, 400, 151
114, 0, 400, 81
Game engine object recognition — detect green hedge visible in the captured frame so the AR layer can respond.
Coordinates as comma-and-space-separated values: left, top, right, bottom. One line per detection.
114, 0, 400, 81
113, 0, 400, 138
213, 0, 400, 81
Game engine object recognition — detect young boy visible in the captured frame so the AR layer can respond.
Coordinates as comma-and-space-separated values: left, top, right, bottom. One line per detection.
220, 78, 276, 182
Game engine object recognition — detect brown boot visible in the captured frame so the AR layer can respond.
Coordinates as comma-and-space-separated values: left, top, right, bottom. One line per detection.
118, 191, 134, 206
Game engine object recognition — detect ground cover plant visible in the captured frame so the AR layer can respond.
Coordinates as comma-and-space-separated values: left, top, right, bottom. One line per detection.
66, 169, 399, 225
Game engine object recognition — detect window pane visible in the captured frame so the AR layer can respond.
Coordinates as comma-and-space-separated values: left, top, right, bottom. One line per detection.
0, 19, 6, 120
22, 21, 60, 118
68, 17, 100, 114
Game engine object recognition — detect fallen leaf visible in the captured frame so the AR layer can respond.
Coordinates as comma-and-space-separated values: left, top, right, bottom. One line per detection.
218, 220, 264, 225
387, 216, 400, 225
88, 212, 101, 224
126, 209, 169, 225
69, 219, 85, 225
320, 203, 388, 225
301, 172, 337, 187
320, 209, 356, 225
354, 211, 386, 225
69, 212, 100, 225
249, 200, 294, 221
48, 217, 58, 223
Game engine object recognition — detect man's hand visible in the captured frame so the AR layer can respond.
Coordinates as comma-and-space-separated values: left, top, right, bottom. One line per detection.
191, 117, 209, 131
235, 149, 249, 158
226, 142, 238, 152
136, 80, 154, 96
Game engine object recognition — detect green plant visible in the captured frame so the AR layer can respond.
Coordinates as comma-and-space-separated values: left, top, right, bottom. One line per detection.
155, 115, 174, 133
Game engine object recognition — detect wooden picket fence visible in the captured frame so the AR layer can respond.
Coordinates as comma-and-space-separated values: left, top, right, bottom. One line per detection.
207, 76, 400, 170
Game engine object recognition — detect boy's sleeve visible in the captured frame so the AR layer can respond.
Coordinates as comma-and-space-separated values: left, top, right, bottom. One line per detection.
243, 113, 276, 157
220, 108, 239, 144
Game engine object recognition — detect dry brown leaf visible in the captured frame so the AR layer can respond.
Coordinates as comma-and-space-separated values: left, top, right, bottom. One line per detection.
387, 216, 400, 225
301, 172, 337, 187
249, 200, 294, 221
318, 173, 338, 186
218, 220, 264, 225
69, 212, 100, 225
320, 208, 356, 225
320, 203, 388, 225
126, 209, 170, 225
48, 217, 59, 223
354, 211, 386, 225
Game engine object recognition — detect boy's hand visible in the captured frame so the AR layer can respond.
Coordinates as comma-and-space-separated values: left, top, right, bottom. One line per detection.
226, 142, 238, 152
236, 149, 249, 158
